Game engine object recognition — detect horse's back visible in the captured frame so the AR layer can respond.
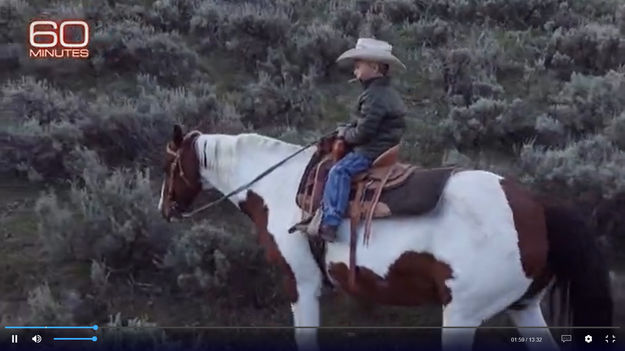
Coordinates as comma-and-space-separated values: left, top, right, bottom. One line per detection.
326, 169, 531, 296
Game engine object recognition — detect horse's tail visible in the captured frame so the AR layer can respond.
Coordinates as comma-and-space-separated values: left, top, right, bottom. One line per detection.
543, 203, 613, 331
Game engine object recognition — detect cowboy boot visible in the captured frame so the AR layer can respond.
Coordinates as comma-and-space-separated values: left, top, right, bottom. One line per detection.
319, 224, 338, 242
289, 209, 324, 238
288, 214, 314, 234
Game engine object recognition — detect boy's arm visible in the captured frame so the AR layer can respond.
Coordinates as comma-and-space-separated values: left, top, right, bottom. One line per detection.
343, 91, 385, 145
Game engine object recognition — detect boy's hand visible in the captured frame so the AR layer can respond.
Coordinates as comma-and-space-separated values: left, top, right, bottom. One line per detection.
336, 126, 347, 138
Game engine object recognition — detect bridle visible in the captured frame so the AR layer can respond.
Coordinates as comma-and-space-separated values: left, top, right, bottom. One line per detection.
165, 130, 337, 219
165, 139, 201, 215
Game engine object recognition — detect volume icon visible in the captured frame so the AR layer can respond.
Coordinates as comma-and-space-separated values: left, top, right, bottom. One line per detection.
32, 335, 42, 343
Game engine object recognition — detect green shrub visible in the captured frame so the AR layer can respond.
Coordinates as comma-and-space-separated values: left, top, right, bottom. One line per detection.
2, 77, 93, 125
546, 2, 582, 31
34, 191, 77, 260
400, 108, 449, 166
0, 74, 236, 179
547, 52, 575, 81
128, 29, 199, 86
421, 0, 477, 23
107, 2, 149, 23
161, 220, 284, 306
446, 97, 506, 148
566, 0, 620, 21
191, 1, 293, 71
547, 24, 625, 76
238, 72, 322, 128
496, 30, 550, 72
331, 3, 363, 37
255, 47, 303, 84
377, 0, 420, 25
148, 0, 200, 34
0, 0, 35, 43
549, 71, 625, 135
446, 98, 536, 150
518, 60, 563, 106
465, 30, 502, 78
35, 150, 173, 269
75, 95, 167, 166
162, 223, 233, 294
360, 12, 395, 42
107, 312, 157, 328
104, 312, 169, 350
477, 0, 559, 29
214, 99, 250, 134
46, 1, 87, 19
188, 0, 221, 40
46, 0, 115, 25
135, 74, 221, 129
400, 18, 451, 48
91, 21, 199, 86
81, 75, 226, 165
26, 283, 74, 325
423, 0, 608, 28
606, 111, 625, 150
443, 48, 474, 102
442, 35, 503, 105
0, 77, 88, 179
534, 113, 566, 147
618, 4, 625, 35
90, 259, 112, 297
0, 122, 84, 180
520, 135, 625, 199
289, 22, 352, 79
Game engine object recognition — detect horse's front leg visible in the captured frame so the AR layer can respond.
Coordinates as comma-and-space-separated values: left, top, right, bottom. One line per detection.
441, 303, 481, 351
291, 282, 321, 351
283, 230, 323, 351
266, 221, 323, 351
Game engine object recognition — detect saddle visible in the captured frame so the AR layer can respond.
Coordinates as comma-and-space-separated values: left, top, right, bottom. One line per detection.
291, 137, 459, 289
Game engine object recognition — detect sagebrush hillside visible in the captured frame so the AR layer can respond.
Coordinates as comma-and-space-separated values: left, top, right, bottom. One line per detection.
0, 0, 623, 341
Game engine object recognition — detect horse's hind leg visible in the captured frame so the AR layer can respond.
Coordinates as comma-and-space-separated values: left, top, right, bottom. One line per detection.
507, 302, 558, 351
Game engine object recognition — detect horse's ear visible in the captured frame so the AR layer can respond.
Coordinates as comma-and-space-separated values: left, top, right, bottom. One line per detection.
173, 125, 183, 147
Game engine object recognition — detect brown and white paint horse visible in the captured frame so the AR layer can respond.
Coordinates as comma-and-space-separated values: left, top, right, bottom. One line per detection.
159, 126, 613, 351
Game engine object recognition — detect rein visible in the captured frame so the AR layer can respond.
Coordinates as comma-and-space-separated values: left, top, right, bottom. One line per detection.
179, 131, 335, 219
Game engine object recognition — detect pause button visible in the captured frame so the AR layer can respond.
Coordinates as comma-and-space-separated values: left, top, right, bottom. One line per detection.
11, 334, 18, 343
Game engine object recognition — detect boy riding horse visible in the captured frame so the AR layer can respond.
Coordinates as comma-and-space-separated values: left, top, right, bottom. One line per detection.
319, 38, 408, 242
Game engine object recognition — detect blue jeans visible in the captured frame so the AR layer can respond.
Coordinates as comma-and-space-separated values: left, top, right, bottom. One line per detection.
322, 152, 372, 226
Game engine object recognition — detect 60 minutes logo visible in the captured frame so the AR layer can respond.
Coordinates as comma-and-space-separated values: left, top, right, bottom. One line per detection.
29, 20, 90, 59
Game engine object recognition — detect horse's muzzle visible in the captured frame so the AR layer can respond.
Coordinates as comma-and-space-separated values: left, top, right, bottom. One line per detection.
164, 202, 184, 222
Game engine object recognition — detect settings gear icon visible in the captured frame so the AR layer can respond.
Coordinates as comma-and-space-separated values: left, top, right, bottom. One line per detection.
585, 335, 593, 343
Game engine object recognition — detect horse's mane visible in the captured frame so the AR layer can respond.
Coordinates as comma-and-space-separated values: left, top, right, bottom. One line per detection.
235, 133, 303, 154
197, 133, 304, 180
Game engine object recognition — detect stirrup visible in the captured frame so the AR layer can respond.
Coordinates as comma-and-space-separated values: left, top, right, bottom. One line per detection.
288, 216, 312, 234
288, 210, 323, 236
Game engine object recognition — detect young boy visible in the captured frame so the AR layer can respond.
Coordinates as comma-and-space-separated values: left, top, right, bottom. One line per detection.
319, 38, 407, 242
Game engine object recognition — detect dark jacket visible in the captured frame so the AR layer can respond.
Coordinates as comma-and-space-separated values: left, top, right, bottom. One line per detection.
343, 76, 407, 160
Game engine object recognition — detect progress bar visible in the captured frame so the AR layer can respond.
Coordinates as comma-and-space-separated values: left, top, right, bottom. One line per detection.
97, 326, 620, 329
4, 325, 98, 330
53, 336, 98, 341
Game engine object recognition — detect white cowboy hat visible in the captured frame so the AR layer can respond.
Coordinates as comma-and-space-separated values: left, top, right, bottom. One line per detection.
336, 38, 406, 70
